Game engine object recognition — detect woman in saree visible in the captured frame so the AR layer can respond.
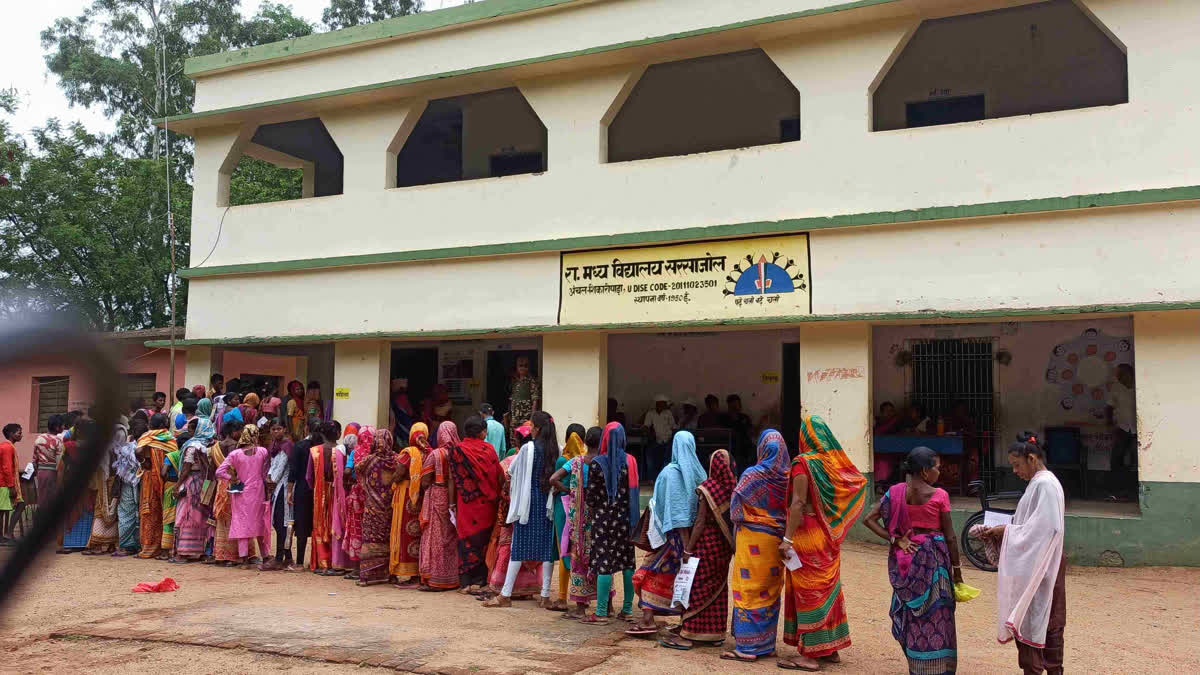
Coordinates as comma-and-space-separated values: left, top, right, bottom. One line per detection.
216, 425, 271, 569
113, 417, 144, 556
210, 420, 243, 566
864, 445, 961, 675
659, 448, 737, 650
992, 433, 1066, 675
722, 429, 790, 662
419, 421, 460, 591
549, 425, 590, 615
451, 416, 504, 593
389, 423, 427, 587
82, 421, 124, 555
778, 416, 869, 671
630, 430, 706, 633
343, 426, 373, 578
285, 380, 307, 441
356, 427, 398, 585
306, 425, 338, 574
484, 423, 541, 601
238, 392, 261, 426
135, 414, 175, 559
161, 437, 183, 556
580, 422, 636, 624
170, 418, 217, 562
329, 429, 354, 573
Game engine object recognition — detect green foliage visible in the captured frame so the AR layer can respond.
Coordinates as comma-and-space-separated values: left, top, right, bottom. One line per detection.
0, 119, 189, 330
323, 0, 422, 30
228, 156, 303, 206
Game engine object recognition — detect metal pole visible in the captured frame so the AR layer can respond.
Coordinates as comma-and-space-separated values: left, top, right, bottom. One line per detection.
163, 29, 177, 397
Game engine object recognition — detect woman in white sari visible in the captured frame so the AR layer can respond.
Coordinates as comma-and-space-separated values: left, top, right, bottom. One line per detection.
987, 432, 1066, 675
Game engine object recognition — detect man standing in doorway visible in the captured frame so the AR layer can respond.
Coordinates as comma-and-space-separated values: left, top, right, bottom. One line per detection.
480, 403, 507, 459
643, 395, 676, 483
697, 394, 723, 429
725, 394, 755, 474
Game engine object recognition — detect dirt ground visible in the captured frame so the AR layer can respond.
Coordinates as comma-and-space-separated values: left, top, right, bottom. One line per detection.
1, 541, 1197, 674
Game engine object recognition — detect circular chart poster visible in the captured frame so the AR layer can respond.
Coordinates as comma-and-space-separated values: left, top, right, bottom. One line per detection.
1044, 327, 1132, 421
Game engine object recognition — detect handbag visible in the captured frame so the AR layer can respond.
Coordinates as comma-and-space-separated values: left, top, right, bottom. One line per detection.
631, 506, 654, 552
200, 479, 216, 507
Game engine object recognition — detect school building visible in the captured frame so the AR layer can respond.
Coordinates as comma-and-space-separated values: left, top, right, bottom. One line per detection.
159, 0, 1199, 566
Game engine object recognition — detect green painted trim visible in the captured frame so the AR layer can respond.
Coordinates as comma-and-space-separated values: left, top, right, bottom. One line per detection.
178, 184, 1200, 279
186, 0, 585, 76
170, 0, 903, 121
144, 299, 1200, 348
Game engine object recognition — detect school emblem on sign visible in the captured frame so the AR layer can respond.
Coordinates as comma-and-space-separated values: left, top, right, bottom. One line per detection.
724, 252, 807, 299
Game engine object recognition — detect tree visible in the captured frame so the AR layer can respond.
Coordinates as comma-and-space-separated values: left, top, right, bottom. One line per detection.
323, 0, 421, 31
17, 1, 317, 329
0, 110, 189, 330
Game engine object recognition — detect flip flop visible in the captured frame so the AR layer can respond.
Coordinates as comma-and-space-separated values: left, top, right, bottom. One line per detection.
777, 658, 820, 671
580, 614, 610, 625
658, 636, 693, 651
721, 651, 760, 663
623, 625, 658, 636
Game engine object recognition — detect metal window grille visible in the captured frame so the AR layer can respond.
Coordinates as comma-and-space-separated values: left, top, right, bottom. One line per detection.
904, 337, 999, 491
34, 376, 69, 432
120, 373, 158, 407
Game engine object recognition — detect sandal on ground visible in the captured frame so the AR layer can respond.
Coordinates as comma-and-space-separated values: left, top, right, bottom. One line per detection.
80, 550, 104, 556
580, 614, 610, 625
546, 600, 569, 612
111, 551, 133, 558
777, 657, 820, 671
616, 611, 636, 623
721, 651, 761, 663
658, 635, 694, 651
819, 653, 841, 663
166, 557, 191, 564
562, 611, 584, 620
624, 625, 659, 636
482, 595, 512, 608
394, 581, 420, 590
259, 560, 283, 571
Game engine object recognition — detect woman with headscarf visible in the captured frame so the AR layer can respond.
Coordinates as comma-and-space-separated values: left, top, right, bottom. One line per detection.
550, 425, 600, 618
135, 414, 176, 560
722, 429, 791, 662
342, 426, 373, 578
389, 423, 428, 587
658, 448, 738, 650
628, 430, 706, 633
238, 393, 261, 427
451, 415, 504, 593
112, 416, 144, 556
355, 427, 398, 585
577, 422, 636, 623
483, 422, 541, 601
216, 425, 271, 569
171, 418, 217, 562
306, 423, 338, 574
777, 417, 868, 670
418, 421, 461, 591
285, 380, 307, 441
161, 430, 184, 556
82, 421, 125, 555
548, 424, 586, 612
329, 428, 355, 573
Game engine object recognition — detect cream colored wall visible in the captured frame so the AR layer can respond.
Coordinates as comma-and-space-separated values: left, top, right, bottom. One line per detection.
332, 340, 391, 429
185, 1, 1198, 277
809, 201, 1200, 315
798, 323, 872, 472
1132, 311, 1200, 483
183, 253, 560, 339
191, 0, 902, 112
541, 333, 608, 443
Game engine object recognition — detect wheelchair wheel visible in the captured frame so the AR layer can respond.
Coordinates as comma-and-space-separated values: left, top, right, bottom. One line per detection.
961, 510, 996, 572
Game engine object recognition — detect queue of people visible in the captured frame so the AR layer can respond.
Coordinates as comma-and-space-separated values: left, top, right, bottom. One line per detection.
6, 378, 1069, 674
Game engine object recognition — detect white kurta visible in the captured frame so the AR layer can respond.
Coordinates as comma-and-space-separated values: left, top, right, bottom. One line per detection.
996, 470, 1066, 646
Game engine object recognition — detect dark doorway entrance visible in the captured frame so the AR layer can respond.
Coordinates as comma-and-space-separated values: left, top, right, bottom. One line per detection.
486, 349, 539, 423
782, 343, 801, 453
391, 348, 439, 424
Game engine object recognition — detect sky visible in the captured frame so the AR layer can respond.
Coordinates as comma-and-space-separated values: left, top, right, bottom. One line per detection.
2, 1, 466, 138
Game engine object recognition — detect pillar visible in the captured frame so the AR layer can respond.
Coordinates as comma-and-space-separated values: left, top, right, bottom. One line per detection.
519, 66, 646, 170
332, 340, 390, 429
797, 323, 872, 472
542, 333, 608, 443
184, 346, 224, 395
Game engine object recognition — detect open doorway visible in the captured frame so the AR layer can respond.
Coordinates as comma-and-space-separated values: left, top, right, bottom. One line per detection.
391, 348, 438, 430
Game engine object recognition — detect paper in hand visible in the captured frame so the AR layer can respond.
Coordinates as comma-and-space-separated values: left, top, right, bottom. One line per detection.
782, 547, 803, 571
983, 510, 1013, 528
